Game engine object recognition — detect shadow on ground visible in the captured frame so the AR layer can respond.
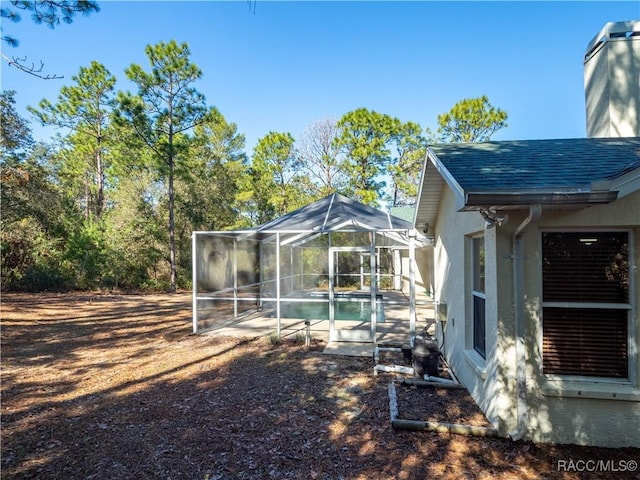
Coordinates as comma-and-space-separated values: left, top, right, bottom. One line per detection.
1, 293, 638, 480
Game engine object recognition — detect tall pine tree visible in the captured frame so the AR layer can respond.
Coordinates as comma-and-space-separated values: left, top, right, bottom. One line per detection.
117, 40, 210, 292
29, 61, 116, 219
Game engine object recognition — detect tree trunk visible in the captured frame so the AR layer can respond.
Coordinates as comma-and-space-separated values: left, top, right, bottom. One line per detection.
84, 180, 90, 219
95, 124, 104, 218
168, 131, 177, 293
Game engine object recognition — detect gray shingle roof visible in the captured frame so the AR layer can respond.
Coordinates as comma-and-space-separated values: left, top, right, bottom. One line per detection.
429, 137, 640, 192
256, 193, 413, 232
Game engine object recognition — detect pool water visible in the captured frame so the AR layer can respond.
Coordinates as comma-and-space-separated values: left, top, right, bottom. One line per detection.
281, 300, 385, 322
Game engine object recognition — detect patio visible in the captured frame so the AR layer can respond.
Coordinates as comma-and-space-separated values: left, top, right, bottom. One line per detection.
201, 290, 436, 356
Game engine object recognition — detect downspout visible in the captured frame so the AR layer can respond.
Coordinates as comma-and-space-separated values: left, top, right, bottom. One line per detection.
510, 204, 541, 441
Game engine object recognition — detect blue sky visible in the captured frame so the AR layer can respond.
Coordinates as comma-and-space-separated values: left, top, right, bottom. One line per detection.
2, 1, 639, 154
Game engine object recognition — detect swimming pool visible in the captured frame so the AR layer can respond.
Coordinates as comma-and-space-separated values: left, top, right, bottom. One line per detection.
280, 292, 385, 322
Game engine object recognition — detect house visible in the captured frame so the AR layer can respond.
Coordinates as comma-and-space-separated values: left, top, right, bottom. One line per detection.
413, 21, 640, 447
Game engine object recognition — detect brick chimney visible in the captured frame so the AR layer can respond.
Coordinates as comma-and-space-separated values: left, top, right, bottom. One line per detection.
584, 21, 640, 138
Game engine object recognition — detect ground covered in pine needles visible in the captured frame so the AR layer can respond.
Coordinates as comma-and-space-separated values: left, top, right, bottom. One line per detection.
2, 293, 638, 479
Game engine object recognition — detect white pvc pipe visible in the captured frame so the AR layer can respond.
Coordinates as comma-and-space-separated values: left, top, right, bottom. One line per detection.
439, 355, 460, 384
373, 346, 402, 364
423, 374, 459, 385
388, 382, 399, 421
305, 320, 311, 347
374, 364, 415, 376
446, 365, 460, 385
401, 378, 464, 389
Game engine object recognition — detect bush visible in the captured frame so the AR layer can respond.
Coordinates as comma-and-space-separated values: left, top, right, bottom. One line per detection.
1, 218, 72, 291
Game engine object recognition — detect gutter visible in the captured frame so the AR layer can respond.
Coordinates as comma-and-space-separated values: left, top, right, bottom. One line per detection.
464, 190, 617, 208
510, 204, 541, 441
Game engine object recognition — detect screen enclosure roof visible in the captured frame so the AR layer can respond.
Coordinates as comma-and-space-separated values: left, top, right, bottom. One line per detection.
194, 193, 427, 248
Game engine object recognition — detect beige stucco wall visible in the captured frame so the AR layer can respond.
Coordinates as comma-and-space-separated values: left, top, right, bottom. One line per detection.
399, 246, 430, 296
429, 187, 640, 447
432, 187, 521, 437
521, 191, 640, 447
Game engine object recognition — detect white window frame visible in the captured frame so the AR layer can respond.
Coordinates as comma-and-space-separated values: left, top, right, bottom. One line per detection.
471, 234, 486, 359
540, 229, 636, 393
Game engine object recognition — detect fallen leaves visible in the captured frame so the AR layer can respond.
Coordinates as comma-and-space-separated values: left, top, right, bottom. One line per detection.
2, 293, 638, 480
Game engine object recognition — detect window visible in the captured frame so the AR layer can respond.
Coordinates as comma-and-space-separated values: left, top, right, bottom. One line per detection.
542, 231, 630, 378
472, 236, 486, 358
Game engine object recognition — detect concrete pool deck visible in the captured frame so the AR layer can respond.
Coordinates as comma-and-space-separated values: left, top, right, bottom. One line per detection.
202, 291, 435, 356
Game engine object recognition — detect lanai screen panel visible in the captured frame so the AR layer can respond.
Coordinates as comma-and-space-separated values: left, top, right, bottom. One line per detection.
261, 233, 329, 313
260, 237, 278, 299
300, 235, 329, 290
193, 193, 423, 335
193, 232, 260, 332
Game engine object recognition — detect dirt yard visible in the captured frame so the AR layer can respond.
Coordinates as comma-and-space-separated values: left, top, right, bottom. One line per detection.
1, 293, 638, 479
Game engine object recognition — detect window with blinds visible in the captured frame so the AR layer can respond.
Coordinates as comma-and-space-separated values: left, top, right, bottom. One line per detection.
541, 231, 630, 378
472, 236, 486, 358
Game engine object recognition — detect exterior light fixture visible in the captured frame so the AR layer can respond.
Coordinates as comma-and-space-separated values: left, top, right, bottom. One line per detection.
479, 209, 509, 229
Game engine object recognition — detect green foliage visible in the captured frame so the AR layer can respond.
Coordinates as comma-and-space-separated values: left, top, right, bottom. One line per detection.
63, 220, 108, 289
1, 1, 100, 79
387, 120, 426, 207
333, 108, 396, 205
179, 108, 247, 231
437, 95, 508, 143
242, 131, 313, 225
29, 61, 116, 218
102, 168, 171, 290
235, 164, 276, 226
1, 81, 430, 292
2, 51, 511, 293
1, 217, 71, 291
29, 60, 116, 131
118, 40, 208, 169
252, 131, 298, 216
173, 108, 247, 287
292, 332, 306, 344
0, 90, 33, 154
1, 145, 65, 235
1, 90, 71, 290
2, 1, 100, 32
118, 40, 211, 292
333, 108, 426, 207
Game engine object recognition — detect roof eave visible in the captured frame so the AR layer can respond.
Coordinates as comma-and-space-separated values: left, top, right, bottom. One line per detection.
427, 148, 466, 204
609, 165, 640, 199
462, 190, 619, 210
413, 148, 466, 231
